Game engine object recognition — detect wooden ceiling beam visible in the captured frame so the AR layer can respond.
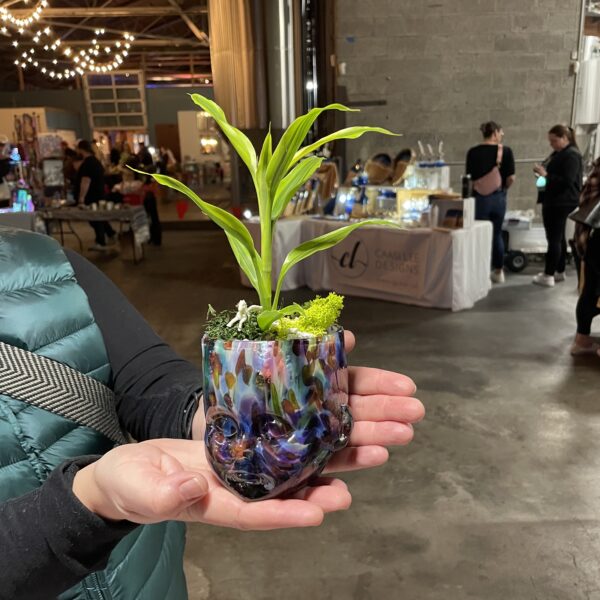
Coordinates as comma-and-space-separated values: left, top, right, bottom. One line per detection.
11, 6, 207, 17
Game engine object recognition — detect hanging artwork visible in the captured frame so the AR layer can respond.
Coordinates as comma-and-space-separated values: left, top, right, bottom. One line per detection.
13, 112, 40, 164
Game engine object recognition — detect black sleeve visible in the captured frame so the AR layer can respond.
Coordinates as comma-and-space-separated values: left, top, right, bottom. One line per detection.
501, 146, 515, 178
466, 147, 474, 178
547, 151, 580, 190
78, 158, 92, 179
65, 249, 202, 441
0, 457, 137, 600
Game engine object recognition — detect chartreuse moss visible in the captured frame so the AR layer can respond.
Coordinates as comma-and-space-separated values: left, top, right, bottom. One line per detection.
273, 293, 344, 338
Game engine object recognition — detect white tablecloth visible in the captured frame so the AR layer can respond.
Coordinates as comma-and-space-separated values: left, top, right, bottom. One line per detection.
243, 218, 493, 311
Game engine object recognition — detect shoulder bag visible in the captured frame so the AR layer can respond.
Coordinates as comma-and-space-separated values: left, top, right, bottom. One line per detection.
473, 144, 503, 196
0, 341, 127, 445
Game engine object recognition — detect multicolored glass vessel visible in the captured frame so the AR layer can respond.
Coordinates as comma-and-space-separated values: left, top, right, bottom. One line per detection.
201, 327, 352, 501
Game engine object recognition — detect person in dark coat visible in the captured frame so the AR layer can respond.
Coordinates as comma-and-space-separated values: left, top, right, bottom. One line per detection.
570, 157, 600, 356
532, 124, 584, 287
0, 227, 425, 598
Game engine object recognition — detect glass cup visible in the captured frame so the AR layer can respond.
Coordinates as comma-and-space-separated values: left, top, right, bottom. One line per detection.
201, 328, 352, 501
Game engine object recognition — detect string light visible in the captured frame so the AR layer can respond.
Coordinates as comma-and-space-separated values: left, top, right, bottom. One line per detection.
0, 0, 48, 33
74, 31, 134, 73
11, 19, 135, 81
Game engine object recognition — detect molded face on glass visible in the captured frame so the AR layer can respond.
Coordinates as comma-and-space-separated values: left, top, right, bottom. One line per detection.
201, 328, 351, 501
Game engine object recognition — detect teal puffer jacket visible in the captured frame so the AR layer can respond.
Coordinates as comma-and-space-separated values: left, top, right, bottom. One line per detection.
0, 227, 187, 599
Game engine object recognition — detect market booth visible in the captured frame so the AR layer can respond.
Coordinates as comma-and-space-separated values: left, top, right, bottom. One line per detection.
243, 216, 491, 312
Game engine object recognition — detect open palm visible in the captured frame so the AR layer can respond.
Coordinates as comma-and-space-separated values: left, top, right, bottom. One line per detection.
78, 330, 424, 530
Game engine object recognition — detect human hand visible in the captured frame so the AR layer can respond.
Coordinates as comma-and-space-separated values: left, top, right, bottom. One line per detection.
191, 330, 424, 474
533, 164, 547, 177
323, 330, 424, 474
73, 438, 351, 529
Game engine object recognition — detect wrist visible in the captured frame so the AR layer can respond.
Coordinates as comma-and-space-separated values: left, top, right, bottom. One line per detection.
191, 397, 205, 441
72, 461, 123, 522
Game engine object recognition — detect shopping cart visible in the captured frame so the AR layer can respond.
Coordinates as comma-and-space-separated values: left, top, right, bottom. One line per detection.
502, 210, 574, 272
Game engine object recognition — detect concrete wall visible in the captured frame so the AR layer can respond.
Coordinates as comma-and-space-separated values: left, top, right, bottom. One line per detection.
336, 0, 582, 209
146, 86, 214, 144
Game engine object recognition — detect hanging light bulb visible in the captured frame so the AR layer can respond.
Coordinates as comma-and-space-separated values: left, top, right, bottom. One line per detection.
24, 28, 135, 81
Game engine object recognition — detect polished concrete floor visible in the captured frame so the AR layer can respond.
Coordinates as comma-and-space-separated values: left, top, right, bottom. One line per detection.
71, 225, 600, 600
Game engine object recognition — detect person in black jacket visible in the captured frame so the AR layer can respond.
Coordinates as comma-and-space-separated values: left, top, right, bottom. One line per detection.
0, 242, 425, 599
571, 157, 600, 356
466, 121, 516, 284
533, 124, 584, 287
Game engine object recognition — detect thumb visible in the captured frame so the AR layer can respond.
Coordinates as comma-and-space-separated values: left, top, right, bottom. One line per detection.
140, 470, 210, 522
126, 471, 208, 523
176, 473, 209, 502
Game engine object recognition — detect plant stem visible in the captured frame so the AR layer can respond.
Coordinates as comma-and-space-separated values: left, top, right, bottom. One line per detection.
260, 216, 273, 311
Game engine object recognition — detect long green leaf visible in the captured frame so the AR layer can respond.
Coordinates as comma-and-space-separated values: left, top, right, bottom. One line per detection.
227, 233, 260, 293
272, 156, 324, 220
134, 169, 263, 299
273, 220, 403, 307
256, 128, 272, 221
257, 303, 305, 331
189, 93, 257, 176
266, 104, 356, 193
294, 126, 400, 164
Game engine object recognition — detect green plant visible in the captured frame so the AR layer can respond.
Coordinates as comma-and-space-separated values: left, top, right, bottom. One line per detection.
138, 94, 399, 331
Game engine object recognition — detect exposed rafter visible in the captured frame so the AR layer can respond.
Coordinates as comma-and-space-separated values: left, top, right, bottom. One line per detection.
11, 6, 207, 17
166, 0, 209, 45
1, 0, 212, 89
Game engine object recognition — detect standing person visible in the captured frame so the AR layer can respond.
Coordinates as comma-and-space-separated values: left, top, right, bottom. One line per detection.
137, 141, 153, 169
570, 156, 600, 356
466, 121, 516, 284
0, 225, 425, 599
159, 145, 177, 174
533, 125, 584, 287
76, 139, 116, 251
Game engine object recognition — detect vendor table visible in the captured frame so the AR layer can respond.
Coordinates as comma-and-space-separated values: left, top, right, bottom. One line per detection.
0, 211, 37, 231
243, 217, 493, 311
38, 206, 150, 263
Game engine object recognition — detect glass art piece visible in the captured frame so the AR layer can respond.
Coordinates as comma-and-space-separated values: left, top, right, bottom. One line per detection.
202, 328, 352, 500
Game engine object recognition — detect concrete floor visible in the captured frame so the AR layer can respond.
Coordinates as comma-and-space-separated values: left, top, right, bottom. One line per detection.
70, 225, 600, 600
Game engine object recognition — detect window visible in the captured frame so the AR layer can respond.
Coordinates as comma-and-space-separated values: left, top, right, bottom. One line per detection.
83, 70, 147, 131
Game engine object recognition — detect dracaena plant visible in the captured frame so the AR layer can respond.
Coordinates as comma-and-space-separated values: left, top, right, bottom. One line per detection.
140, 93, 399, 333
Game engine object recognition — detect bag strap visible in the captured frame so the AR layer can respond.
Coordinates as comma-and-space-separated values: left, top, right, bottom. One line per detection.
0, 341, 127, 445
496, 144, 503, 167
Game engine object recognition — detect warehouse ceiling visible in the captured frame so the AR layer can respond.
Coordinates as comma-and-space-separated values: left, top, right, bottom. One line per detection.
0, 0, 211, 90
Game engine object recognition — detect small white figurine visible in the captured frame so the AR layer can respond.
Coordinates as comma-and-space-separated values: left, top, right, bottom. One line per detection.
227, 300, 262, 331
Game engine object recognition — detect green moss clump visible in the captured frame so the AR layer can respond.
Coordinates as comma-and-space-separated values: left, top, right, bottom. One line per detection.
274, 293, 344, 338
203, 308, 276, 341
204, 293, 344, 341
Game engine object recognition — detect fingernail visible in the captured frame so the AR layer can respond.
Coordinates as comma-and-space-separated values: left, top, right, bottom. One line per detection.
179, 477, 205, 501
395, 379, 416, 394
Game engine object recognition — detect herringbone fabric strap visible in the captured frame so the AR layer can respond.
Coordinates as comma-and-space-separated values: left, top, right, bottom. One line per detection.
0, 341, 127, 445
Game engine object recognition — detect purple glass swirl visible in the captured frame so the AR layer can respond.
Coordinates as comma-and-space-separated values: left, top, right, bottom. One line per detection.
201, 328, 351, 501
